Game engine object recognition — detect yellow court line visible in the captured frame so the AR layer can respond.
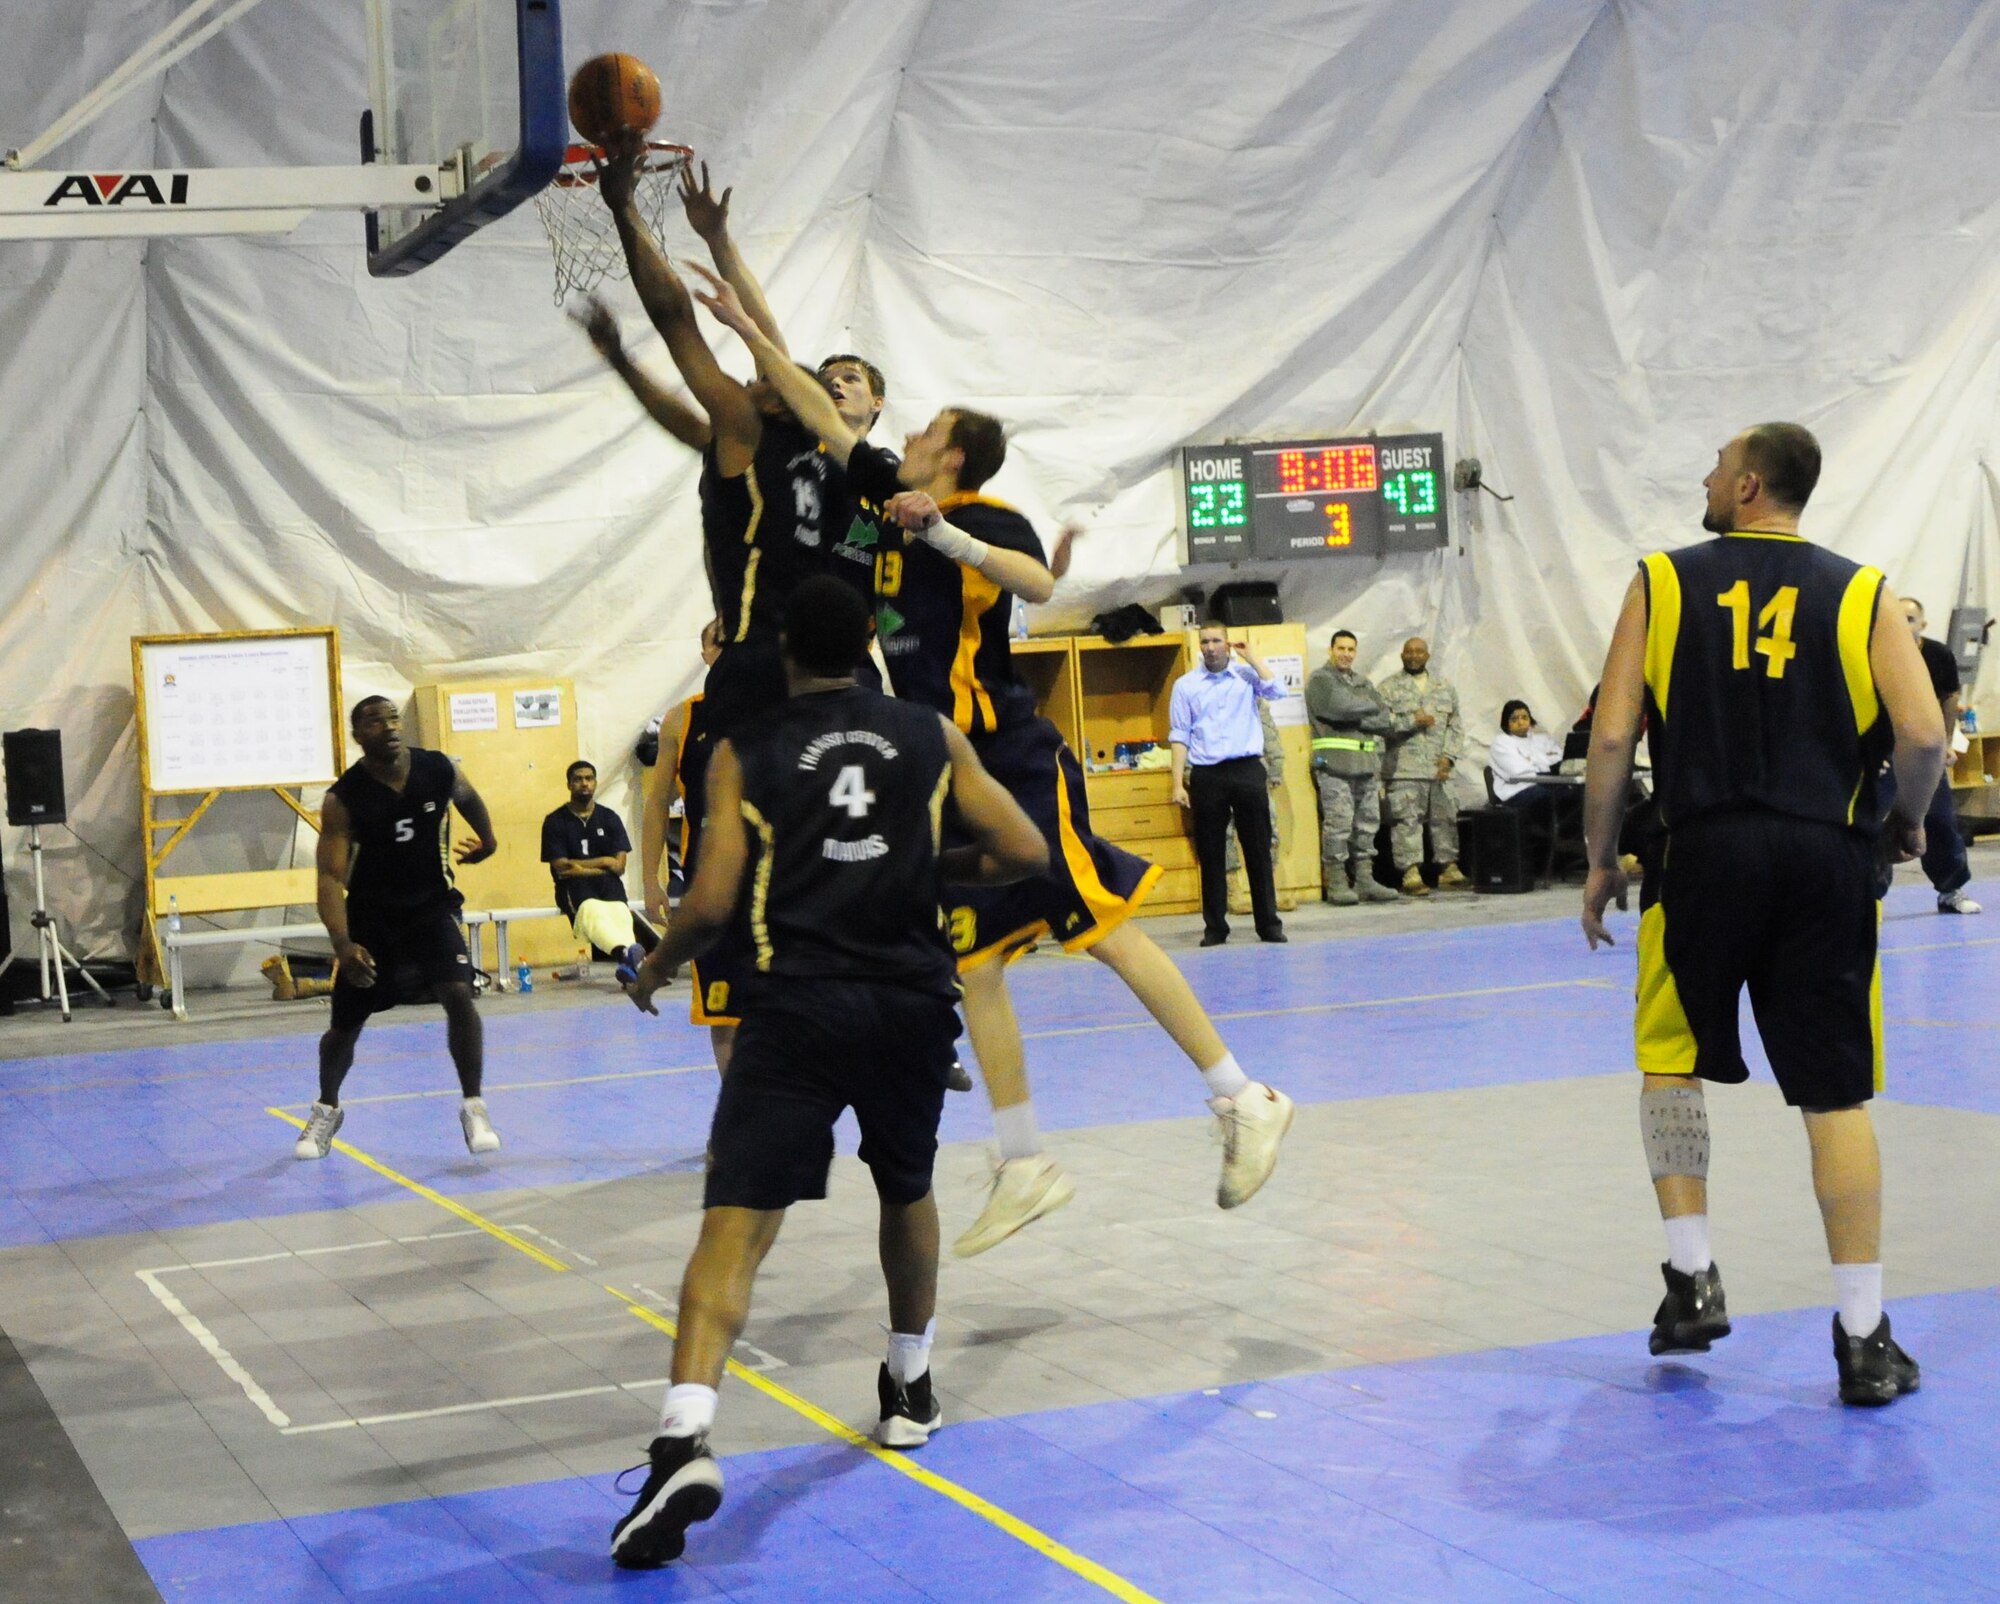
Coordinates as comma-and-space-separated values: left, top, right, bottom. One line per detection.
265, 1109, 570, 1274
263, 1110, 1163, 1604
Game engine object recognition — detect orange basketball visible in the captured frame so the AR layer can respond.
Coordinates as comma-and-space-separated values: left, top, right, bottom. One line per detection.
567, 53, 662, 148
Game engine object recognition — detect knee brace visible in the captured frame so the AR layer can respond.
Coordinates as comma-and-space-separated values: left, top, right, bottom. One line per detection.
1641, 1081, 1709, 1181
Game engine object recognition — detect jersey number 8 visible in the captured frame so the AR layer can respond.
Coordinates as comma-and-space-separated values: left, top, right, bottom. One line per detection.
1716, 581, 1799, 679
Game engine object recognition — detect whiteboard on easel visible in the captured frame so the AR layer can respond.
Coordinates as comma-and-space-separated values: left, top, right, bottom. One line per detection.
136, 630, 342, 793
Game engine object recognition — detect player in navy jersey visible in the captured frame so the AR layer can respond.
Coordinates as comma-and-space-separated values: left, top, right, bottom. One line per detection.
1582, 423, 1945, 1406
690, 275, 1296, 1258
594, 154, 894, 1050
292, 697, 502, 1161
609, 579, 1046, 1570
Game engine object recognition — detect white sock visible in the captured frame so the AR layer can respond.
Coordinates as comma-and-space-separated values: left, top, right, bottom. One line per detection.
992, 1101, 1041, 1162
1832, 1263, 1883, 1339
1201, 1052, 1251, 1101
1663, 1214, 1711, 1275
885, 1318, 936, 1385
658, 1382, 718, 1439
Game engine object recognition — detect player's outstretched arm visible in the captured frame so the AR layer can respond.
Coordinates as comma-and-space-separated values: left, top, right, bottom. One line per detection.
1581, 572, 1647, 948
572, 295, 711, 450
450, 769, 499, 865
599, 150, 762, 474
937, 720, 1050, 886
883, 492, 1056, 604
686, 263, 861, 458
679, 161, 791, 361
629, 742, 749, 1011
315, 792, 376, 987
1871, 580, 1948, 858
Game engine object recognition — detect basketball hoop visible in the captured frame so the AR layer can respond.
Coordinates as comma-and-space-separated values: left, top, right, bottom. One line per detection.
533, 140, 692, 305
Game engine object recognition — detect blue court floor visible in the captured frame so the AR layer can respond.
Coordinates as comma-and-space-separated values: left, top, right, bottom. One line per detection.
3, 878, 1997, 1603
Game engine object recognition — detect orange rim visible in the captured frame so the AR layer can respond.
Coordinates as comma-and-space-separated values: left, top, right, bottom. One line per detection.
551, 140, 694, 188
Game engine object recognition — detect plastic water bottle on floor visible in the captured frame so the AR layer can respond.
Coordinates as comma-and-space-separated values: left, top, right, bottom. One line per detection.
515, 960, 533, 994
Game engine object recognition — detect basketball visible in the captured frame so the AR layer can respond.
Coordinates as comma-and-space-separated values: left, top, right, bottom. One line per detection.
567, 53, 662, 148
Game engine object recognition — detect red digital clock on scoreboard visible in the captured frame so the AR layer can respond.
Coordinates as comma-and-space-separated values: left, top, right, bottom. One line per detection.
1181, 432, 1448, 562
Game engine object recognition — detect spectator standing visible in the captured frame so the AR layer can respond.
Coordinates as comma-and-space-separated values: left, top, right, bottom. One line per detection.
1171, 624, 1287, 945
1379, 637, 1468, 895
1306, 629, 1398, 905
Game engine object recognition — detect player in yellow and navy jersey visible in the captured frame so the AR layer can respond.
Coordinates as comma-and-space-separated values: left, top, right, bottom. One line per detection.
690, 273, 1298, 1260
1581, 422, 1946, 1406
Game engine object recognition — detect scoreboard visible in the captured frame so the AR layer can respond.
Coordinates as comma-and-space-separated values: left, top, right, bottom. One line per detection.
1181, 432, 1448, 561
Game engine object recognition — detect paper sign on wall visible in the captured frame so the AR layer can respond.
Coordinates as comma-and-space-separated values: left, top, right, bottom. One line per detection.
514, 687, 562, 728
1265, 653, 1308, 726
449, 692, 498, 731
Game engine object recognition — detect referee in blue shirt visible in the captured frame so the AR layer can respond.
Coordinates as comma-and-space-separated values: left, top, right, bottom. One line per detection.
1171, 623, 1287, 946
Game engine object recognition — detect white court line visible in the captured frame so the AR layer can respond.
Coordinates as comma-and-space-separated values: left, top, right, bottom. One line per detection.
138, 1227, 488, 1278
273, 1063, 716, 1111
138, 1224, 783, 1433
280, 1378, 670, 1435
135, 1268, 293, 1428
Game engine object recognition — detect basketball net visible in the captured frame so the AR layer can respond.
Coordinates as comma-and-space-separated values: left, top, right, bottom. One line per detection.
533, 141, 693, 304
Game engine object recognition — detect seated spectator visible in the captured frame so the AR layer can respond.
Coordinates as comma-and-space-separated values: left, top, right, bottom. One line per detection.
1490, 700, 1566, 806
541, 760, 659, 982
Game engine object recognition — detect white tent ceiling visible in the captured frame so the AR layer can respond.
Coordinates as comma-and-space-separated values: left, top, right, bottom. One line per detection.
3, 0, 1997, 962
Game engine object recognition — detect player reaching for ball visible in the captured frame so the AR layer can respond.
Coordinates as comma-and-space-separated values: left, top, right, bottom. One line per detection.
691, 268, 1297, 1251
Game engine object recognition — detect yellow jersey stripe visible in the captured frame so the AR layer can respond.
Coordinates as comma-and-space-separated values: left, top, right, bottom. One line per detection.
1837, 566, 1883, 737
1641, 552, 1681, 721
735, 469, 766, 642
952, 567, 1002, 731
741, 799, 776, 971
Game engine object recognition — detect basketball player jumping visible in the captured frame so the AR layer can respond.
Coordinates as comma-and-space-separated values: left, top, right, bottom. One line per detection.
610, 578, 1047, 1568
693, 271, 1296, 1253
293, 697, 502, 1160
590, 151, 889, 1068
1582, 422, 1945, 1405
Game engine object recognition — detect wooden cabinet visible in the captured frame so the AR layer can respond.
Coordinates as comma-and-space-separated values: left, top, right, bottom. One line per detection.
1015, 625, 1324, 917
1951, 733, 2000, 835
409, 677, 581, 966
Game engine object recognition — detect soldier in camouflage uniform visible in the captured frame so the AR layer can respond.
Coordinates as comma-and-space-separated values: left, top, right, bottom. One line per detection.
1378, 636, 1467, 895
1305, 629, 1398, 905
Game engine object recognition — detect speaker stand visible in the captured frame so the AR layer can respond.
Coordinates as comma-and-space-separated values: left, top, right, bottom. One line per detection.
0, 826, 111, 1022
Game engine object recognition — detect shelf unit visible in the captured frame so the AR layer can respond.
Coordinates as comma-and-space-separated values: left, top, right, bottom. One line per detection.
1016, 626, 1322, 917
1950, 733, 2000, 836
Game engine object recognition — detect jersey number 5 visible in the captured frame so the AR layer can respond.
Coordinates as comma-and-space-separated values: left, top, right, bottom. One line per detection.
394, 818, 415, 843
829, 764, 876, 818
1716, 581, 1799, 678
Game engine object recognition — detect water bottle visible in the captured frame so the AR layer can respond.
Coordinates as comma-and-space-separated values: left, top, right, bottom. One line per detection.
1010, 596, 1028, 640
167, 894, 181, 941
1964, 706, 1979, 736
515, 960, 533, 994
577, 944, 593, 982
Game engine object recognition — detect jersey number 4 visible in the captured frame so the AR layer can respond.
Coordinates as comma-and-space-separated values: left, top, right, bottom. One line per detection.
829, 764, 876, 818
1716, 582, 1799, 678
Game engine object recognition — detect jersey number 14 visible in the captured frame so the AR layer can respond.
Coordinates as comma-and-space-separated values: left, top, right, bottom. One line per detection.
1716, 582, 1799, 679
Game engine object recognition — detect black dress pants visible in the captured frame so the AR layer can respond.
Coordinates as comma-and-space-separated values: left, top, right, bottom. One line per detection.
1190, 757, 1281, 941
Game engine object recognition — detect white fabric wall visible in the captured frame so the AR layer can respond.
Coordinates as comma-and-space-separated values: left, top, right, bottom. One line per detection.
4, 0, 1998, 963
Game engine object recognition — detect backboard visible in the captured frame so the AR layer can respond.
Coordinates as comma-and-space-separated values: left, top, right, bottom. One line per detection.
363, 0, 567, 276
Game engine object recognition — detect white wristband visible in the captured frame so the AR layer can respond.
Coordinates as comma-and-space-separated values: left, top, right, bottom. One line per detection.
920, 519, 989, 568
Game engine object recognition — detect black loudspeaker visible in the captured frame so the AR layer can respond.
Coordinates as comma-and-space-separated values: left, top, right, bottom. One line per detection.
1459, 806, 1533, 893
1208, 581, 1283, 626
3, 728, 66, 826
